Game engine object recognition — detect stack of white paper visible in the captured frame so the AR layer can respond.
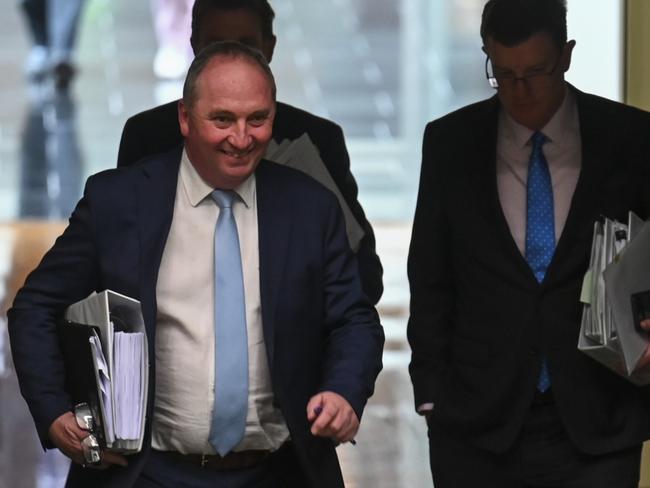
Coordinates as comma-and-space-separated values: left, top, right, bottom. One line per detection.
112, 331, 146, 441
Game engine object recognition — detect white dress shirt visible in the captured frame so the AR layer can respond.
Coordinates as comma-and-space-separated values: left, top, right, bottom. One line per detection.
497, 85, 582, 253
151, 150, 289, 454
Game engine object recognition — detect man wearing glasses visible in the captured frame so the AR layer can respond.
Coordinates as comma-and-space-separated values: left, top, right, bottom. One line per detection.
408, 0, 650, 486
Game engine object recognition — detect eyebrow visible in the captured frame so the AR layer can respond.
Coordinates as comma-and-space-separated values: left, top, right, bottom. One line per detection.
207, 110, 235, 119
248, 109, 272, 119
206, 109, 272, 119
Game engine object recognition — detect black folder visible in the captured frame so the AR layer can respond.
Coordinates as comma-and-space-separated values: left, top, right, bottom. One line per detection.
57, 319, 106, 447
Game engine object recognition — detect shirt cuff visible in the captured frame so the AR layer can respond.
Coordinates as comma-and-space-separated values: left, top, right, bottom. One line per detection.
417, 403, 434, 414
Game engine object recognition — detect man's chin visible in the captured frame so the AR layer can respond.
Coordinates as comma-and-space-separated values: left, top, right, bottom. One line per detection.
221, 161, 260, 183
508, 110, 546, 131
220, 150, 263, 167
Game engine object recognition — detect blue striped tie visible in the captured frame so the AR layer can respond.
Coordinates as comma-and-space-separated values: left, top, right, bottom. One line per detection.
209, 190, 248, 456
525, 132, 554, 393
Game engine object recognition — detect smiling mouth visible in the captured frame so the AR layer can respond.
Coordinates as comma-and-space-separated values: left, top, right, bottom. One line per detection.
221, 148, 253, 159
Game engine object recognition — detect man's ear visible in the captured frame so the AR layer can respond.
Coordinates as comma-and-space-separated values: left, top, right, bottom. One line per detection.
562, 40, 576, 73
263, 35, 277, 63
178, 99, 190, 137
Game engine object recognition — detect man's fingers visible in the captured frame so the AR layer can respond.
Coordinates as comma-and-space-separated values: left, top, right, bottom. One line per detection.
335, 411, 359, 442
48, 412, 88, 464
311, 405, 358, 441
326, 408, 349, 435
311, 404, 337, 435
65, 421, 89, 441
48, 412, 130, 469
50, 411, 86, 441
306, 395, 323, 422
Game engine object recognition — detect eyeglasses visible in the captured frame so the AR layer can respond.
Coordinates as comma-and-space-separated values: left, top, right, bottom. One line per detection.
485, 55, 561, 89
74, 403, 102, 466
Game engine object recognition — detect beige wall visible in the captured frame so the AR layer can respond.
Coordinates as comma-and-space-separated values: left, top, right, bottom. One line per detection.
642, 443, 650, 488
625, 0, 650, 110
627, 4, 650, 486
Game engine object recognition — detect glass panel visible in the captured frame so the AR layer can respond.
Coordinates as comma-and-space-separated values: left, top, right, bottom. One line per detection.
272, 0, 493, 221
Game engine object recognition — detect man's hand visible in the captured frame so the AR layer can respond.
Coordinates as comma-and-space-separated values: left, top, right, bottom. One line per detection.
307, 391, 359, 444
48, 412, 128, 469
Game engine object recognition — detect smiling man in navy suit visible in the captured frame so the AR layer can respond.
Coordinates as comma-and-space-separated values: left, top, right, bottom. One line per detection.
408, 0, 650, 486
9, 41, 383, 488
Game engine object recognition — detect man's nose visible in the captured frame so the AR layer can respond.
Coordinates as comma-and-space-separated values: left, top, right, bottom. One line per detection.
509, 77, 532, 97
227, 122, 252, 149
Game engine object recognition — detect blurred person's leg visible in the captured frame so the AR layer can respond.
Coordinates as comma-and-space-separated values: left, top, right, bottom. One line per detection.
19, 95, 50, 217
47, 0, 85, 88
20, 0, 49, 79
47, 90, 83, 218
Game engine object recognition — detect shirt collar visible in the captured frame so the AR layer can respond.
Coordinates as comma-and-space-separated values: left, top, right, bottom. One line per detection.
180, 148, 255, 208
500, 84, 577, 149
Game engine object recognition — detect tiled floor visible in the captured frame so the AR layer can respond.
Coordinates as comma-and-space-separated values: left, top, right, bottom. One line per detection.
0, 1, 432, 486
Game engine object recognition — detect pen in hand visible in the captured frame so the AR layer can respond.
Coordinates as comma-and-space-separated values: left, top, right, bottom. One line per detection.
313, 405, 357, 445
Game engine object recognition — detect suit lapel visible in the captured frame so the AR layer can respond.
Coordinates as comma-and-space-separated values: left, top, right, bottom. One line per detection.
255, 161, 292, 366
136, 147, 181, 343
470, 97, 537, 282
544, 88, 611, 285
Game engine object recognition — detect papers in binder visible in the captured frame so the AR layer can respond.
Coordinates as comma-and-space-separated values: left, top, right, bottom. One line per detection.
88, 331, 113, 444
578, 212, 650, 385
61, 290, 149, 453
112, 331, 146, 441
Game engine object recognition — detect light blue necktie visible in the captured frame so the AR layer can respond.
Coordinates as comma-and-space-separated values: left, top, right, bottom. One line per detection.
525, 131, 554, 393
209, 190, 248, 456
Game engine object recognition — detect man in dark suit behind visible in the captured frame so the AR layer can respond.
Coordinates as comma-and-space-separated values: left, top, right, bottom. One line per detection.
9, 41, 383, 488
117, 0, 383, 305
407, 0, 650, 486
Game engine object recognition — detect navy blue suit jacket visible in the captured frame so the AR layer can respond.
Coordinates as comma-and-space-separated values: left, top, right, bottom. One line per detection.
9, 147, 384, 488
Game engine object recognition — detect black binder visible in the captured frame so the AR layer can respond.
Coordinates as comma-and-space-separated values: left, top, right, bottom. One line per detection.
57, 319, 106, 447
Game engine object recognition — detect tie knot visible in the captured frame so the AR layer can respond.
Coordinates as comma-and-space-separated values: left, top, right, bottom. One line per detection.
531, 131, 547, 150
211, 190, 236, 209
